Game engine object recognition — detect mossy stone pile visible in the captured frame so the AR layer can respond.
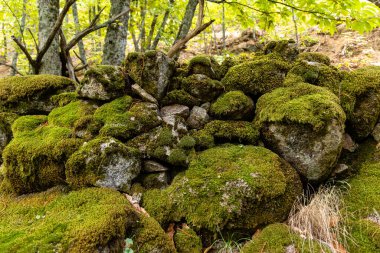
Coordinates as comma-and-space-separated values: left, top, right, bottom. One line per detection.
0, 43, 379, 251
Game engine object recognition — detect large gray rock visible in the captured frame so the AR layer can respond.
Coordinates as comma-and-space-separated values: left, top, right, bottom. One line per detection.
124, 51, 175, 100
66, 137, 141, 191
187, 106, 210, 129
160, 104, 190, 119
262, 119, 344, 182
78, 65, 126, 101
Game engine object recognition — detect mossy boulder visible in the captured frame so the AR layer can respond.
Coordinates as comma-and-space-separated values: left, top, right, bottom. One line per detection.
78, 65, 126, 101
124, 51, 175, 100
174, 225, 203, 253
182, 74, 224, 102
48, 101, 96, 128
50, 92, 79, 107
1, 116, 83, 194
263, 39, 299, 61
255, 83, 346, 182
0, 75, 76, 114
241, 223, 327, 253
210, 91, 254, 120
94, 96, 162, 141
143, 145, 302, 234
0, 187, 176, 252
221, 58, 291, 96
162, 89, 202, 107
0, 113, 18, 164
66, 137, 141, 192
187, 55, 221, 79
284, 59, 343, 90
297, 52, 331, 65
339, 66, 380, 140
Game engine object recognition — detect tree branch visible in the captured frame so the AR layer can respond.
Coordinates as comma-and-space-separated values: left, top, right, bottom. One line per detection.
65, 8, 130, 52
36, 0, 77, 63
0, 61, 24, 76
28, 28, 39, 54
11, 35, 35, 67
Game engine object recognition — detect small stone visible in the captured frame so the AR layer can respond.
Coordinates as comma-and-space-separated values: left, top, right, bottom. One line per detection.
143, 160, 169, 173
331, 164, 349, 177
342, 133, 358, 152
372, 123, 380, 143
132, 84, 158, 104
187, 106, 209, 129
160, 104, 190, 119
200, 102, 211, 111
142, 172, 169, 189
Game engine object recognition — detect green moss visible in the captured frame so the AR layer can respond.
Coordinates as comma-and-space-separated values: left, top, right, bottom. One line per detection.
0, 75, 76, 113
0, 187, 145, 252
130, 215, 176, 253
168, 148, 188, 167
254, 82, 346, 130
178, 136, 196, 149
241, 223, 327, 253
203, 120, 259, 145
94, 96, 161, 141
2, 124, 82, 194
297, 52, 331, 65
174, 226, 203, 253
284, 60, 342, 90
48, 101, 96, 128
143, 145, 302, 233
188, 55, 220, 79
210, 91, 254, 120
162, 90, 201, 107
218, 56, 237, 79
263, 39, 299, 61
65, 136, 140, 190
221, 58, 291, 96
50, 92, 79, 107
191, 129, 215, 150
11, 115, 48, 137
182, 74, 224, 102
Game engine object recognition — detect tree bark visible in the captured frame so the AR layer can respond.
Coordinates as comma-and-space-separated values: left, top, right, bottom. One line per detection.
139, 0, 147, 52
2, 23, 7, 62
38, 0, 61, 75
146, 14, 158, 50
72, 1, 87, 65
102, 0, 130, 65
174, 0, 198, 43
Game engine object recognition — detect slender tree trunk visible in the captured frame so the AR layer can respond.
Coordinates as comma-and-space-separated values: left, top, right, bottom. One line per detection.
72, 1, 87, 65
146, 14, 158, 50
2, 23, 7, 62
139, 0, 147, 52
38, 0, 61, 75
222, 2, 226, 51
102, 0, 130, 65
11, 0, 27, 76
152, 0, 174, 50
174, 0, 198, 43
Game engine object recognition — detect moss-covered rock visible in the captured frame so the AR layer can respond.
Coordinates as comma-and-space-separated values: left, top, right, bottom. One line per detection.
210, 91, 254, 120
124, 51, 175, 100
78, 65, 126, 101
0, 75, 76, 114
0, 113, 18, 164
142, 172, 169, 189
50, 92, 79, 107
339, 66, 380, 140
162, 89, 202, 107
48, 101, 96, 128
143, 145, 302, 234
66, 137, 141, 192
174, 225, 203, 253
284, 59, 343, 90
255, 83, 346, 182
0, 187, 175, 252
203, 120, 259, 145
297, 52, 331, 65
182, 74, 224, 102
263, 39, 299, 61
94, 96, 162, 141
1, 116, 82, 194
187, 55, 221, 80
241, 223, 327, 253
221, 58, 291, 96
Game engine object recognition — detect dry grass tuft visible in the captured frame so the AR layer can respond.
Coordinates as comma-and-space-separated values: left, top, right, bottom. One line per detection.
288, 186, 352, 253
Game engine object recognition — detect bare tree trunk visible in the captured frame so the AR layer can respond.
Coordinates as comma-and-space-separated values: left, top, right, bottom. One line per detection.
139, 0, 147, 52
146, 14, 158, 50
174, 0, 198, 43
102, 0, 130, 65
72, 1, 87, 65
2, 23, 7, 62
38, 0, 61, 75
222, 2, 226, 51
152, 0, 174, 50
